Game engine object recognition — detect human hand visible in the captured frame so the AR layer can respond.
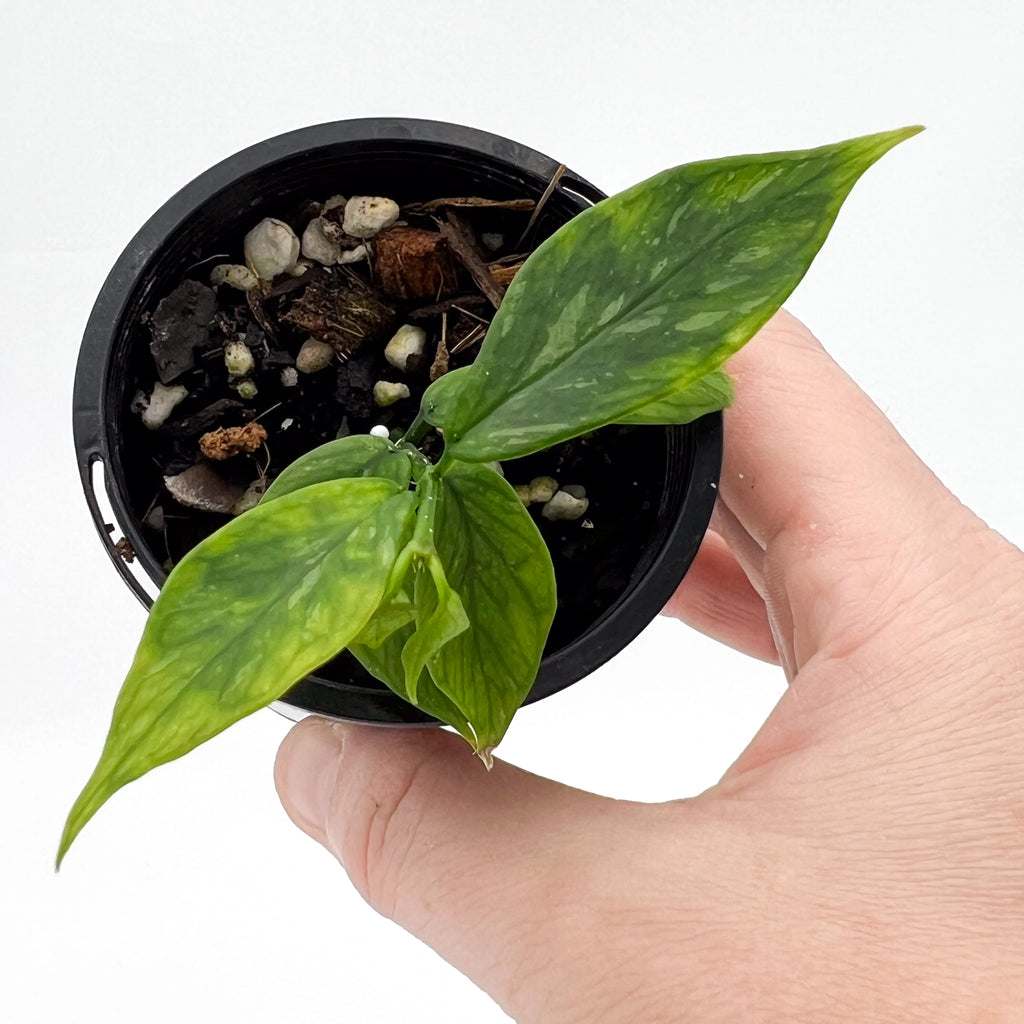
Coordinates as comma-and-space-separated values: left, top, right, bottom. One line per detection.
274, 310, 1024, 1023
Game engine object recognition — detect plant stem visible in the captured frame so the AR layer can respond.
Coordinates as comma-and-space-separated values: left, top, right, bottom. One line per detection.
401, 409, 431, 446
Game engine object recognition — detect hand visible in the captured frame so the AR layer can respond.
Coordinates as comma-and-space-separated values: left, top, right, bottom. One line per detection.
274, 311, 1024, 1023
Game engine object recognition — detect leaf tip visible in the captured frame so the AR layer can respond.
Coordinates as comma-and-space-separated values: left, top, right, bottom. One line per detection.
475, 745, 495, 771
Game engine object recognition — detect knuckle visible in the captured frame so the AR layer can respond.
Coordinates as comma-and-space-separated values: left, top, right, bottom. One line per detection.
327, 741, 431, 920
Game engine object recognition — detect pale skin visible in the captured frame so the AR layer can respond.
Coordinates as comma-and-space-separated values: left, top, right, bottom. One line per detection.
275, 311, 1024, 1023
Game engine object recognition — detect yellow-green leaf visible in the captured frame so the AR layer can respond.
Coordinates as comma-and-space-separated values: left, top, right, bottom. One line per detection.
261, 434, 412, 503
58, 478, 416, 867
616, 367, 734, 425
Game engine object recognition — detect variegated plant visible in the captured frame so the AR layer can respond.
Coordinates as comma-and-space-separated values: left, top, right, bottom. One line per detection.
59, 127, 921, 866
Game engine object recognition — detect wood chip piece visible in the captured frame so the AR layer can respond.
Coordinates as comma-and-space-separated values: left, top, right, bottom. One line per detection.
489, 262, 524, 287
375, 226, 457, 301
164, 463, 246, 514
438, 212, 506, 309
149, 280, 217, 383
282, 272, 397, 354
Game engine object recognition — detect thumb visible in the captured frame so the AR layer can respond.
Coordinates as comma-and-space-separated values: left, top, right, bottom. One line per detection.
274, 717, 625, 1010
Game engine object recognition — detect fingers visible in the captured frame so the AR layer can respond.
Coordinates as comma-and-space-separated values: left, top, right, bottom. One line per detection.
274, 717, 635, 1016
719, 310, 974, 672
662, 528, 779, 664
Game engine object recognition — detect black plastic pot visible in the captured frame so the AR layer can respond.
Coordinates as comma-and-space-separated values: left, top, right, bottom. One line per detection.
73, 117, 722, 726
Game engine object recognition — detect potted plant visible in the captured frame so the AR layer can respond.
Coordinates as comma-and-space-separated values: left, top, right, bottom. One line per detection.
60, 118, 920, 866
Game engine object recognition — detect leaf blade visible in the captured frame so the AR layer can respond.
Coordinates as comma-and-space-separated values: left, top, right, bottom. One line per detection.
425, 462, 557, 752
58, 478, 415, 867
261, 434, 412, 503
616, 367, 734, 425
443, 127, 921, 460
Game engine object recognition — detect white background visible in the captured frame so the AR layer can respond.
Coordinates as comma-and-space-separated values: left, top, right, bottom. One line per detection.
2, 2, 1022, 1021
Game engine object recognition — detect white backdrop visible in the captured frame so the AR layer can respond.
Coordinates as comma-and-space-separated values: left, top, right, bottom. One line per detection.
2, 2, 1022, 1021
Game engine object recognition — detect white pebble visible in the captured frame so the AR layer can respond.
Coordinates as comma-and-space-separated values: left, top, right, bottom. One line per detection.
224, 339, 255, 378
140, 382, 188, 430
280, 417, 294, 430
528, 476, 559, 503
343, 196, 400, 238
234, 379, 258, 400
296, 338, 334, 374
384, 324, 428, 371
337, 244, 368, 264
514, 484, 532, 505
373, 380, 410, 407
369, 424, 390, 439
280, 366, 299, 387
210, 263, 259, 291
322, 194, 346, 212
301, 217, 342, 266
232, 479, 267, 516
542, 491, 590, 521
243, 217, 300, 280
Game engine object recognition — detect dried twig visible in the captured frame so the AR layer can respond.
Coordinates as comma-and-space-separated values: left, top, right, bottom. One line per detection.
516, 163, 566, 248
450, 323, 486, 356
406, 196, 536, 215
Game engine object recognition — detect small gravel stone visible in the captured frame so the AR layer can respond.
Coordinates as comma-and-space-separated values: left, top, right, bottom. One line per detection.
210, 263, 259, 291
232, 479, 268, 516
541, 491, 590, 521
234, 379, 258, 400
243, 217, 300, 280
140, 382, 188, 430
514, 484, 532, 505
561, 483, 587, 499
528, 476, 559, 503
280, 366, 299, 387
343, 196, 400, 238
224, 339, 255, 378
296, 338, 334, 374
384, 324, 428, 371
301, 217, 342, 266
373, 380, 411, 407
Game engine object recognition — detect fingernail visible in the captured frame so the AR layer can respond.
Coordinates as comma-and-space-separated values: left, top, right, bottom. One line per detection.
276, 718, 346, 842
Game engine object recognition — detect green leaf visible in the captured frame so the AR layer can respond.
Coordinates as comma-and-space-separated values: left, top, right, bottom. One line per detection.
353, 589, 416, 648
350, 623, 476, 744
442, 127, 922, 461
261, 434, 412, 503
425, 462, 557, 757
400, 556, 469, 702
58, 478, 416, 867
616, 367, 734, 425
420, 367, 473, 429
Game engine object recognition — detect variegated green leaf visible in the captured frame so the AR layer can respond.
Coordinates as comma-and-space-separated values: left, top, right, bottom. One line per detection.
442, 127, 921, 461
261, 434, 413, 503
421, 367, 473, 428
425, 462, 557, 757
58, 478, 416, 867
616, 367, 734, 425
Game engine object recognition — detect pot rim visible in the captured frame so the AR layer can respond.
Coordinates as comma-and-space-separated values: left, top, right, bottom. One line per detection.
72, 116, 722, 725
